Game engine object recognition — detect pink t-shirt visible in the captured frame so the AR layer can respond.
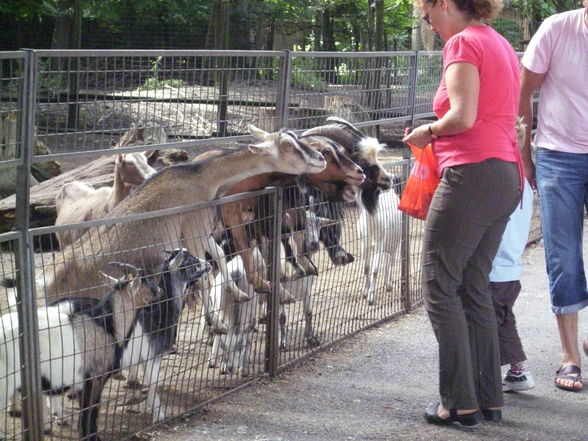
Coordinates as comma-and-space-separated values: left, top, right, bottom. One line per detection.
432, 26, 521, 175
522, 8, 588, 153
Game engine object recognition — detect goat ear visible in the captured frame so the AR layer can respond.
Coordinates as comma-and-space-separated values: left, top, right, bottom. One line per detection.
143, 150, 156, 159
248, 124, 268, 141
100, 271, 118, 286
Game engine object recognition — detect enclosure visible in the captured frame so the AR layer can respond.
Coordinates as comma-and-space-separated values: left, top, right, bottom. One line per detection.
0, 49, 539, 441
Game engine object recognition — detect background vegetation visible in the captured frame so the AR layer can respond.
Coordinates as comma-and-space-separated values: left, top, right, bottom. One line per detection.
0, 0, 583, 52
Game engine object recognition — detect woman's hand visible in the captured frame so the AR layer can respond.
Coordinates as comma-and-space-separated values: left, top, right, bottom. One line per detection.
402, 125, 437, 148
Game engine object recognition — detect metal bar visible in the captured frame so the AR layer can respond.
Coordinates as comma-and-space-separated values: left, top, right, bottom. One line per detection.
31, 135, 251, 162
400, 52, 421, 311
31, 186, 275, 236
14, 48, 44, 441
275, 51, 291, 130
34, 49, 285, 57
266, 186, 283, 377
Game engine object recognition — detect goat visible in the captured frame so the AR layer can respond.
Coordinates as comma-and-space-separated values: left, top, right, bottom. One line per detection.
356, 189, 403, 305
197, 137, 364, 304
0, 264, 158, 441
208, 198, 336, 374
302, 117, 402, 304
40, 125, 326, 339
122, 248, 212, 422
207, 251, 262, 377
55, 151, 157, 247
281, 196, 337, 348
301, 117, 393, 266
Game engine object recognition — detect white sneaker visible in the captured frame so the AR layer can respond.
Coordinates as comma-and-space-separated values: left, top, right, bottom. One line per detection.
502, 369, 535, 392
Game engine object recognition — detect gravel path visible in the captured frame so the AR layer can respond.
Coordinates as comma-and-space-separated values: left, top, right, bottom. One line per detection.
148, 228, 588, 441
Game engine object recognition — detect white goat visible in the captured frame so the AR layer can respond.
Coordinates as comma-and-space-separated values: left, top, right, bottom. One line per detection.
207, 251, 262, 377
281, 198, 336, 348
0, 265, 158, 441
357, 188, 403, 305
54, 151, 157, 247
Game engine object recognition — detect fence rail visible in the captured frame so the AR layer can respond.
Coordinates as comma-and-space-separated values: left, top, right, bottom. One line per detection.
0, 49, 539, 441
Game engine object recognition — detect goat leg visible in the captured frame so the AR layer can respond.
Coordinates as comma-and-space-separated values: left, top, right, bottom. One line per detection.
78, 376, 107, 441
281, 235, 306, 280
144, 355, 166, 423
206, 236, 251, 303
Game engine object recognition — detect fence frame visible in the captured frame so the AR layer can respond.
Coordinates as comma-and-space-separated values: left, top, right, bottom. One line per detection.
0, 48, 534, 441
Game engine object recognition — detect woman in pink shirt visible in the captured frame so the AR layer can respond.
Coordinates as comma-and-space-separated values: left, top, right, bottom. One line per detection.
403, 0, 521, 426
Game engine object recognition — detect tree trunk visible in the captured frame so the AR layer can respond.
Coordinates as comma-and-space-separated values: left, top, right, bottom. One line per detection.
313, 12, 322, 51
0, 127, 170, 233
374, 0, 385, 52
322, 10, 336, 52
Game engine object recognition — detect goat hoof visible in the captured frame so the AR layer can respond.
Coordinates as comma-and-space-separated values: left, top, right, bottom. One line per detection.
126, 379, 143, 390
8, 408, 22, 418
307, 335, 321, 347
211, 319, 229, 335
306, 267, 318, 277
152, 411, 166, 423
112, 372, 126, 381
280, 293, 296, 305
255, 282, 272, 294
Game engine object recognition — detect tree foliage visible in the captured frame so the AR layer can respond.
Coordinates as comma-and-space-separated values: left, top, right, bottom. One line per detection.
0, 0, 583, 51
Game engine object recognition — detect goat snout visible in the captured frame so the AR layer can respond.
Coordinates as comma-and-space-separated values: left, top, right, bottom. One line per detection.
308, 241, 320, 253
345, 166, 365, 186
377, 173, 392, 190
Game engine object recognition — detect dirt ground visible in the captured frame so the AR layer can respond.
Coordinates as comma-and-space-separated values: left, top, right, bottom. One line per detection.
142, 231, 588, 441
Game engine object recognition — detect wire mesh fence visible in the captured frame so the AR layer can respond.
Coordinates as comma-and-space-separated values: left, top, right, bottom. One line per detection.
0, 48, 539, 441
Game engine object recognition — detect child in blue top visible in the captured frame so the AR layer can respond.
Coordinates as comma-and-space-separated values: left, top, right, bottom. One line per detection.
489, 179, 534, 392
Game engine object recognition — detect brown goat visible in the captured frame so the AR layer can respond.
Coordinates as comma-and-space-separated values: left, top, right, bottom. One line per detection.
193, 137, 364, 297
55, 151, 157, 247
40, 126, 326, 322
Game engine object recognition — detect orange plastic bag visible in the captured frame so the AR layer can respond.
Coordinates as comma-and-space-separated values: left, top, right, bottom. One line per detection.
397, 142, 440, 220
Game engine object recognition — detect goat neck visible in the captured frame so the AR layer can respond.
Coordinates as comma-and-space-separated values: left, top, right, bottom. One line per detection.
110, 162, 132, 210
356, 185, 382, 216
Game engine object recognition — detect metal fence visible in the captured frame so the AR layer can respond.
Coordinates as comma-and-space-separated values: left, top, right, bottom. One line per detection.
0, 49, 538, 441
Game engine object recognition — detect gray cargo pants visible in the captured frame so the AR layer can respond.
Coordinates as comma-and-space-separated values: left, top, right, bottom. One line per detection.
423, 159, 520, 410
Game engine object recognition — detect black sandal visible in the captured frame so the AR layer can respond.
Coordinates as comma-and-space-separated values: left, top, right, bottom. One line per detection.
555, 365, 583, 392
424, 403, 483, 426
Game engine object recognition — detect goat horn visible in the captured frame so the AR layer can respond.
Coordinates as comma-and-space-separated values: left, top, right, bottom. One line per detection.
325, 116, 367, 139
300, 126, 359, 150
108, 262, 142, 276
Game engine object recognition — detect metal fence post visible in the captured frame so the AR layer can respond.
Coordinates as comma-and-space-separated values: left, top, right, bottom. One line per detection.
275, 51, 292, 130
265, 186, 283, 377
399, 51, 420, 311
14, 49, 44, 441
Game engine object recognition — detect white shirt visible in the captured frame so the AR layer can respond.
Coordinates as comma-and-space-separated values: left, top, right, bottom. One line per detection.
522, 8, 588, 153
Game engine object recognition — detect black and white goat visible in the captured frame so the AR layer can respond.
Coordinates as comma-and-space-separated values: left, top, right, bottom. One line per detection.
122, 248, 212, 422
207, 251, 262, 377
0, 264, 158, 441
302, 117, 402, 304
357, 188, 402, 304
282, 196, 336, 348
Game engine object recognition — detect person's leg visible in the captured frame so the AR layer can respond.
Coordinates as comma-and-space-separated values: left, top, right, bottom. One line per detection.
423, 159, 519, 415
555, 312, 582, 390
536, 148, 588, 389
490, 281, 526, 366
460, 212, 517, 409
